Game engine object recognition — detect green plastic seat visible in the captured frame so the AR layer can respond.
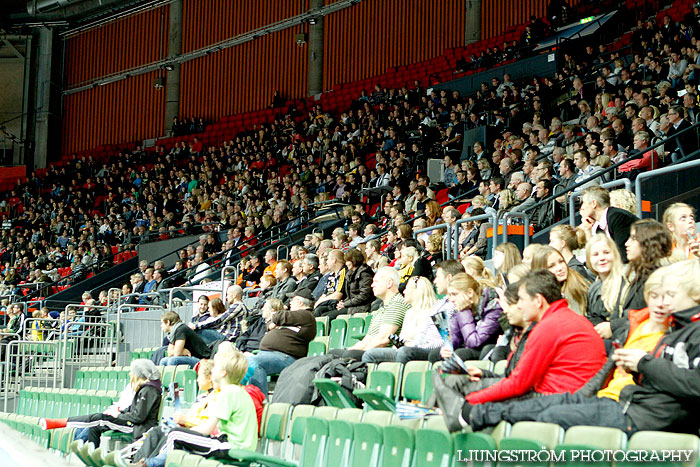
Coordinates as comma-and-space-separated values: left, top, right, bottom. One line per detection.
174, 368, 198, 403
454, 430, 497, 465
463, 360, 493, 371
413, 428, 453, 467
362, 410, 394, 427
493, 359, 507, 375
382, 425, 414, 467
336, 408, 363, 424
284, 405, 316, 462
326, 420, 354, 466
499, 422, 564, 467
353, 370, 395, 411
164, 450, 188, 467
260, 403, 292, 457
350, 423, 383, 467
622, 431, 700, 467
307, 340, 327, 357
328, 319, 347, 350
161, 366, 176, 388
313, 379, 358, 409
313, 406, 338, 421
345, 317, 366, 347
229, 417, 327, 467
553, 425, 628, 467
315, 316, 328, 336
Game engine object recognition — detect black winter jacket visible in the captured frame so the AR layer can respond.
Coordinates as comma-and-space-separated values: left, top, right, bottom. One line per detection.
341, 264, 375, 314
117, 380, 162, 440
581, 304, 700, 433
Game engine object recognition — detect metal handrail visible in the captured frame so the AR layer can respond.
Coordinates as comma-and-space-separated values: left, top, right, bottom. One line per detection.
413, 222, 452, 259
568, 179, 632, 226
453, 212, 499, 259
634, 159, 700, 216
502, 212, 532, 247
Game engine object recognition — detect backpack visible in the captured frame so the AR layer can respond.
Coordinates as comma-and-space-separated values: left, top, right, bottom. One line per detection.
271, 355, 335, 405
312, 358, 368, 407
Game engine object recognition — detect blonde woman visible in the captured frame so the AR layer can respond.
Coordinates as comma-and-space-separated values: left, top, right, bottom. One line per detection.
549, 224, 592, 280
531, 245, 590, 316
362, 276, 442, 364
461, 256, 498, 289
662, 202, 699, 259
609, 189, 639, 216
437, 272, 503, 361
492, 242, 522, 286
585, 233, 629, 336
497, 189, 518, 221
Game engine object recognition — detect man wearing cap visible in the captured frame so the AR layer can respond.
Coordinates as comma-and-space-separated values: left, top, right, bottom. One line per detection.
247, 289, 316, 396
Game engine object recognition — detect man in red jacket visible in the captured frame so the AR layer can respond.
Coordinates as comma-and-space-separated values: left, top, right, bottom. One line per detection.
434, 270, 606, 432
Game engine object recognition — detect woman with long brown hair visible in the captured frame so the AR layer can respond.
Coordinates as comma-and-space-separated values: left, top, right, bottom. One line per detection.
531, 245, 590, 316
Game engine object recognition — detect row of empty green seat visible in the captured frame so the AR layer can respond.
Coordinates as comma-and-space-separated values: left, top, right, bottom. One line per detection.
233, 403, 700, 467
312, 313, 372, 353
129, 347, 158, 361
76, 365, 198, 403
15, 387, 119, 418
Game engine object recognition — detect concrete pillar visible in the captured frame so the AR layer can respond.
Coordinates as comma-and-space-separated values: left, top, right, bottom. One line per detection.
307, 0, 324, 96
465, 0, 482, 45
164, 0, 183, 133
32, 26, 58, 169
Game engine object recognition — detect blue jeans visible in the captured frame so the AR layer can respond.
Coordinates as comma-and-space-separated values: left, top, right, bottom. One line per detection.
159, 356, 200, 367
248, 350, 296, 396
147, 452, 167, 467
196, 329, 225, 345
74, 427, 89, 442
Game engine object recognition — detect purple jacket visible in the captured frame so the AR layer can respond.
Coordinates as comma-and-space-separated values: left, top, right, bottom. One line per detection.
449, 288, 503, 350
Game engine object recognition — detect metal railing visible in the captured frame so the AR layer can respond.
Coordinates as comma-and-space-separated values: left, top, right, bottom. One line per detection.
453, 212, 500, 259
3, 340, 62, 411
634, 159, 700, 216
413, 223, 453, 259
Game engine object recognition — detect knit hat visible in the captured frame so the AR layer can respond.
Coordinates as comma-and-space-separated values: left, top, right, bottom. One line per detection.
131, 359, 161, 381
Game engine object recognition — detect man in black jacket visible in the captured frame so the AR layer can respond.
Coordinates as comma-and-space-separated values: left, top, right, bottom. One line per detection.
270, 260, 297, 306
666, 105, 697, 162
579, 186, 638, 262
434, 260, 700, 435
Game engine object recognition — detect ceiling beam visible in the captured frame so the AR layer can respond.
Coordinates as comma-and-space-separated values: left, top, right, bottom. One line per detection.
1, 39, 25, 58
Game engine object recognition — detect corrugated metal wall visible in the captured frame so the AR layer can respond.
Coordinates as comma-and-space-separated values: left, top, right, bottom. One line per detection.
62, 72, 166, 154
322, 0, 466, 91
64, 6, 169, 86
178, 0, 309, 120
61, 0, 575, 154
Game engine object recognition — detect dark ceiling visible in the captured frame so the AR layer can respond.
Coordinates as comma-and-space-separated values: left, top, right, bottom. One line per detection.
0, 0, 153, 32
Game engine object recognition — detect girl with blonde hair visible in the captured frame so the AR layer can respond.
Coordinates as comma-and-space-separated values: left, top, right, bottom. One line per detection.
585, 234, 628, 337
361, 276, 443, 364
531, 245, 590, 316
549, 224, 592, 280
461, 256, 498, 289
492, 242, 522, 286
437, 272, 503, 361
662, 202, 699, 259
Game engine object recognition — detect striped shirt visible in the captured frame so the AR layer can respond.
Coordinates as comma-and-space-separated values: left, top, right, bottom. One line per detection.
366, 293, 411, 337
325, 267, 347, 295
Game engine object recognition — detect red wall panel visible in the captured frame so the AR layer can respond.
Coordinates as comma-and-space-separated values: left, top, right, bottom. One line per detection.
61, 72, 165, 154
63, 6, 169, 86
178, 0, 309, 121
322, 0, 466, 92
